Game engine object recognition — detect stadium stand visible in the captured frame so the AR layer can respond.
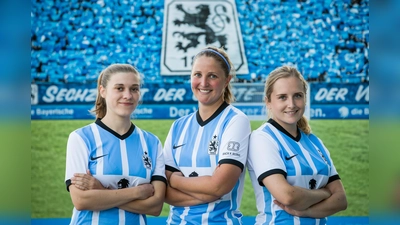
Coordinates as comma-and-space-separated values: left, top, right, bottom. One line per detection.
31, 0, 369, 84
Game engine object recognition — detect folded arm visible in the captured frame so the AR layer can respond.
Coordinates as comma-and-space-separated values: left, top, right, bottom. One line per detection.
69, 183, 154, 211
164, 170, 220, 206
118, 180, 166, 216
70, 170, 156, 212
263, 173, 331, 211
169, 164, 242, 199
274, 179, 347, 218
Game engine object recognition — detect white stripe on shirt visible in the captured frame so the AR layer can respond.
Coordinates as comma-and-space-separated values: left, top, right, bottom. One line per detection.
118, 209, 125, 225
175, 114, 194, 165
120, 140, 129, 176
90, 123, 104, 176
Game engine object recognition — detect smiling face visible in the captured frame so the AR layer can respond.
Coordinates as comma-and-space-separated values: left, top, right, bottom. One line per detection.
100, 72, 140, 119
266, 76, 306, 134
191, 56, 231, 108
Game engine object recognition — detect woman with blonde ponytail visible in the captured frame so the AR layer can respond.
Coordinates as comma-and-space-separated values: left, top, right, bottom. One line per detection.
247, 66, 347, 224
64, 64, 166, 224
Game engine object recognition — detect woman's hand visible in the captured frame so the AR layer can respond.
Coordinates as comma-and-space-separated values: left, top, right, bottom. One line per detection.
274, 199, 306, 217
71, 170, 105, 190
136, 184, 155, 200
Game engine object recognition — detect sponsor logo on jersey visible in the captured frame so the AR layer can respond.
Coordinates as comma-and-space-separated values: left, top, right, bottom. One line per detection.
309, 178, 317, 189
208, 135, 219, 155
227, 141, 240, 151
173, 143, 185, 149
118, 178, 130, 189
189, 171, 198, 177
285, 154, 298, 160
90, 154, 108, 160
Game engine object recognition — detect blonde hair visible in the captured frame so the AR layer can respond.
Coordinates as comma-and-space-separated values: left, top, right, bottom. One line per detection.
193, 46, 236, 104
92, 64, 141, 119
264, 65, 311, 134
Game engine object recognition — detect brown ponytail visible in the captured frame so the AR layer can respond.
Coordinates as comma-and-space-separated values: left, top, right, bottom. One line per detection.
92, 71, 107, 119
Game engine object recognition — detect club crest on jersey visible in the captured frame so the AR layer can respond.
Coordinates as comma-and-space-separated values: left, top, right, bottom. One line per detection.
316, 148, 328, 164
142, 151, 152, 170
208, 135, 219, 155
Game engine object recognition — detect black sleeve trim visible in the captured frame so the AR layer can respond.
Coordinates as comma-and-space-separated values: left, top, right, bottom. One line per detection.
65, 179, 72, 192
165, 165, 181, 173
328, 174, 340, 184
151, 175, 167, 185
219, 159, 244, 172
257, 169, 287, 186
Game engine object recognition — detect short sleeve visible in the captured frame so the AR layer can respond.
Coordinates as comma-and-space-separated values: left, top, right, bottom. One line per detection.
218, 114, 251, 172
247, 129, 286, 186
65, 131, 90, 191
151, 139, 167, 184
163, 123, 180, 172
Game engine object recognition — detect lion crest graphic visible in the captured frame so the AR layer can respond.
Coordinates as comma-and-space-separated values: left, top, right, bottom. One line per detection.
172, 4, 230, 52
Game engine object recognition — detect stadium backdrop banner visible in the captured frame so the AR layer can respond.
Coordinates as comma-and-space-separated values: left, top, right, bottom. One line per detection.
31, 82, 368, 120
160, 0, 249, 75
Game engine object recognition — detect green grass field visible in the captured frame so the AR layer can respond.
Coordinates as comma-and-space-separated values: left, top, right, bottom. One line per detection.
31, 119, 368, 218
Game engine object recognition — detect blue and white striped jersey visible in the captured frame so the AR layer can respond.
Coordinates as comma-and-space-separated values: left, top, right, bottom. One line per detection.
65, 119, 166, 225
163, 102, 251, 225
247, 119, 340, 225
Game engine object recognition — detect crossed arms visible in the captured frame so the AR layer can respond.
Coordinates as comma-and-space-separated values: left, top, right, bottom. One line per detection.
262, 174, 347, 218
165, 163, 242, 206
69, 170, 166, 216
